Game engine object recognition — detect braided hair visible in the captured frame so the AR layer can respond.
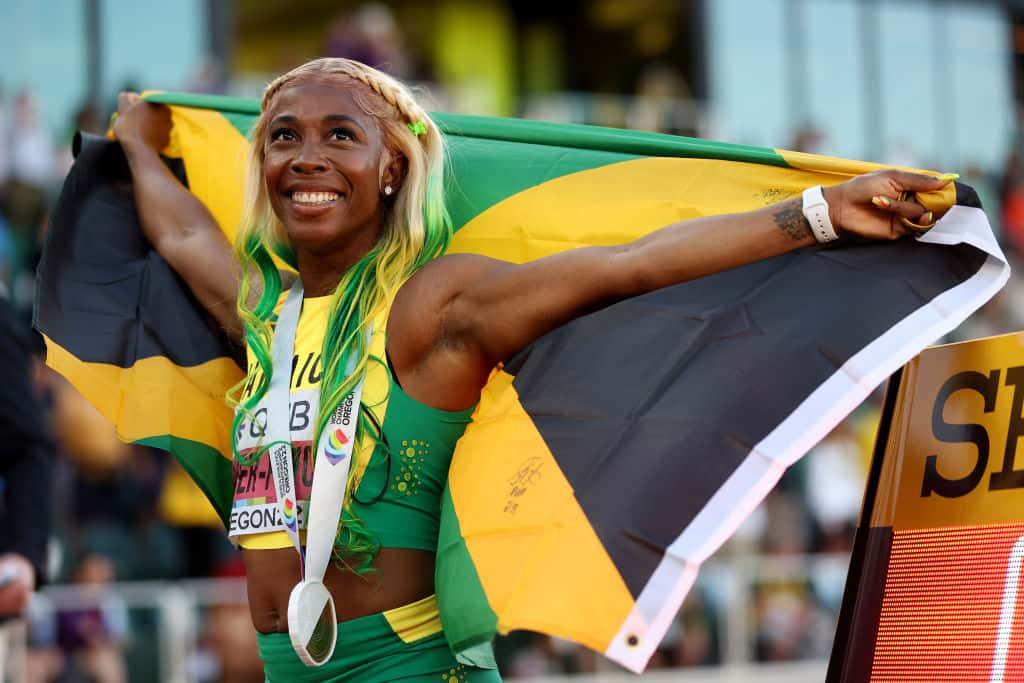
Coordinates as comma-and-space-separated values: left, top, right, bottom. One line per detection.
229, 58, 451, 571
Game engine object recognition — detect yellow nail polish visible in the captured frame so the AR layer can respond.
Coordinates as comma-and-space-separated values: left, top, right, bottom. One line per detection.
871, 196, 890, 208
938, 173, 960, 180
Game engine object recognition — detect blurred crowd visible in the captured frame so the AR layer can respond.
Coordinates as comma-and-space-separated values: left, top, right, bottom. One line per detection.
1, 4, 1023, 682
0, 82, 272, 683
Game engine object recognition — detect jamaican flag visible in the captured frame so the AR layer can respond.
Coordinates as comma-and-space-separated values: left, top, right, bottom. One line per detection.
35, 93, 1007, 672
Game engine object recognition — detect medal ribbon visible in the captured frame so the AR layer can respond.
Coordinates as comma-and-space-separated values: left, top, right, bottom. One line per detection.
266, 282, 365, 580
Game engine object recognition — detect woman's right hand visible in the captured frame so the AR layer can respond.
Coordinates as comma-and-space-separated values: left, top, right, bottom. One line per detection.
111, 92, 242, 344
112, 92, 172, 154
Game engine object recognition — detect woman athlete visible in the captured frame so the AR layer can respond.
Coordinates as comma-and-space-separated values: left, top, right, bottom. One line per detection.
112, 58, 949, 681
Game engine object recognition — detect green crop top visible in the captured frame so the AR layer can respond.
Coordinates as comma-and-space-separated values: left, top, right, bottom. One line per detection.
349, 362, 475, 549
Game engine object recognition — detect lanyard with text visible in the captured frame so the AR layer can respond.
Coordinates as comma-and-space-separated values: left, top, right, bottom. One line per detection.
266, 282, 366, 666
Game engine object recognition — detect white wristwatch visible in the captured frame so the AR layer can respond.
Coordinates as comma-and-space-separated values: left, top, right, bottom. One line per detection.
802, 185, 839, 243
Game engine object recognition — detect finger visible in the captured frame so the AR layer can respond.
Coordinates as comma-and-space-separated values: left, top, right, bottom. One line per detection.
897, 210, 936, 236
893, 220, 913, 239
117, 91, 140, 113
0, 584, 28, 616
886, 169, 956, 191
153, 102, 172, 120
871, 195, 929, 221
890, 198, 930, 221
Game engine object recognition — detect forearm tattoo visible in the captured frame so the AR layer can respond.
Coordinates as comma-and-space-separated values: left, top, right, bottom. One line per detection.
772, 198, 812, 241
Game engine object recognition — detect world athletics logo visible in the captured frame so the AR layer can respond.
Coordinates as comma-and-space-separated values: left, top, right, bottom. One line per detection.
325, 428, 349, 465
282, 497, 297, 530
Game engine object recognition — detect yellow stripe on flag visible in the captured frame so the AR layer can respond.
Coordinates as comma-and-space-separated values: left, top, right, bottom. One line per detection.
451, 369, 633, 651
165, 106, 250, 243
450, 157, 833, 262
449, 155, 957, 264
44, 336, 242, 456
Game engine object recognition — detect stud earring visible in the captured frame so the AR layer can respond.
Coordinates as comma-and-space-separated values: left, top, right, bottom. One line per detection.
383, 185, 394, 196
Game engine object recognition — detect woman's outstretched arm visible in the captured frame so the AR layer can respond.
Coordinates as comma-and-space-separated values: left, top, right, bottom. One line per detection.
113, 93, 243, 344
391, 170, 949, 407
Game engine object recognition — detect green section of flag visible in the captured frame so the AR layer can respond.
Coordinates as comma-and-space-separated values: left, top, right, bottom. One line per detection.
436, 486, 498, 659
220, 111, 258, 138
143, 92, 790, 231
443, 136, 639, 231
135, 434, 234, 527
436, 111, 788, 166
146, 92, 260, 116
144, 92, 788, 167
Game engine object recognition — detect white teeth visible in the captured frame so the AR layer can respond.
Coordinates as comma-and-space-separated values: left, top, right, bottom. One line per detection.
292, 191, 339, 205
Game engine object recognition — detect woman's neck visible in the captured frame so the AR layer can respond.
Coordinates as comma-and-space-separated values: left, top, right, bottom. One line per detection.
297, 262, 346, 297
295, 236, 377, 297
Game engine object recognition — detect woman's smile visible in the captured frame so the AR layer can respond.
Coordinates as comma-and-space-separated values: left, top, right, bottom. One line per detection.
291, 191, 339, 205
284, 187, 344, 219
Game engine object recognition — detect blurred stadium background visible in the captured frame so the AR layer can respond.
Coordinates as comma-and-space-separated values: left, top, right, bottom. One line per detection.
0, 0, 1021, 681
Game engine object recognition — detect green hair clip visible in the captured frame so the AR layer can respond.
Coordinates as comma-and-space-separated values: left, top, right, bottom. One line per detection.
407, 120, 427, 137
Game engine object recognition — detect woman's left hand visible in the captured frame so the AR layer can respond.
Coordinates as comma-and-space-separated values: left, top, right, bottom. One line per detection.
823, 170, 954, 240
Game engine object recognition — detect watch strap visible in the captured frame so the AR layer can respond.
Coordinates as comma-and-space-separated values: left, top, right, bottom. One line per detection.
802, 185, 839, 243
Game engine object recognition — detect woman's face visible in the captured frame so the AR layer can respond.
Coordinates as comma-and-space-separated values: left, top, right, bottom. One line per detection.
262, 79, 392, 255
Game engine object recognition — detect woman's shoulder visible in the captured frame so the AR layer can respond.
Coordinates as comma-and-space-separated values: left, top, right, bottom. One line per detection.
398, 253, 506, 301
391, 253, 509, 331
391, 255, 472, 327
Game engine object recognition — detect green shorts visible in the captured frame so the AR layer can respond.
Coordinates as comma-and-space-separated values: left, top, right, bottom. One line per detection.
257, 595, 501, 683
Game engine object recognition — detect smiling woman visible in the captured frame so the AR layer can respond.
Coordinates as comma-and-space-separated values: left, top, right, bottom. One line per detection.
261, 85, 399, 278
108, 57, 950, 681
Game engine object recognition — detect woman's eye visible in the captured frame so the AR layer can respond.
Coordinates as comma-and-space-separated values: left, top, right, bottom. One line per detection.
329, 128, 353, 142
270, 128, 296, 142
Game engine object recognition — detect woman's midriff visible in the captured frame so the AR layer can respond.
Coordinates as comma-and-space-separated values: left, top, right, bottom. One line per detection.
243, 547, 437, 634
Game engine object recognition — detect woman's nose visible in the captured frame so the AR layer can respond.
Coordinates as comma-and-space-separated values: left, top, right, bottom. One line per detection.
291, 140, 327, 173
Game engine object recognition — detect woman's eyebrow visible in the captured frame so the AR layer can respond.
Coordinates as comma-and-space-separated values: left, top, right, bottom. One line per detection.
269, 115, 297, 126
324, 114, 366, 133
268, 113, 367, 134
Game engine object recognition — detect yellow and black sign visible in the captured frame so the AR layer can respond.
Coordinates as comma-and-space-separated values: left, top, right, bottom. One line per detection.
831, 332, 1024, 682
874, 331, 1024, 529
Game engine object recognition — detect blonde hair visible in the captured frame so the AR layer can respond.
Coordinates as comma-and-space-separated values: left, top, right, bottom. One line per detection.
229, 58, 451, 570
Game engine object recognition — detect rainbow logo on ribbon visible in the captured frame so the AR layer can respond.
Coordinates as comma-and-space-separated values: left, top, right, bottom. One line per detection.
282, 497, 297, 529
325, 428, 349, 465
